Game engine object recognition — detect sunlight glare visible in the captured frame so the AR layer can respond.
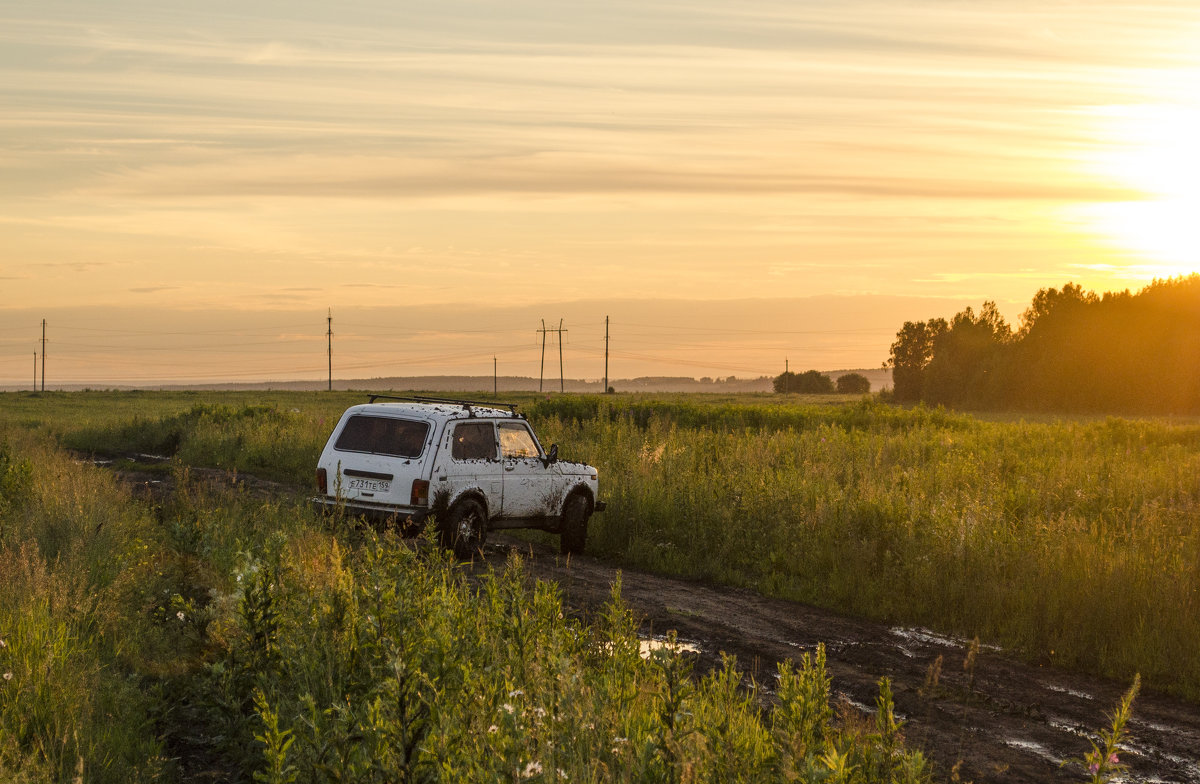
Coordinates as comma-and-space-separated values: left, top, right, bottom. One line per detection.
1077, 87, 1200, 275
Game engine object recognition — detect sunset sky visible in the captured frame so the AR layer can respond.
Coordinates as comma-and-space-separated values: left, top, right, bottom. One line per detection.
2, 1, 1199, 386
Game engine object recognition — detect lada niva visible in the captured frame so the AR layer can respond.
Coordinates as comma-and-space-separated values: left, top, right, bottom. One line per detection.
313, 395, 605, 557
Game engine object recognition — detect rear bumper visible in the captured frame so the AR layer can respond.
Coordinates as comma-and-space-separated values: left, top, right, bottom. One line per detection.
310, 496, 430, 525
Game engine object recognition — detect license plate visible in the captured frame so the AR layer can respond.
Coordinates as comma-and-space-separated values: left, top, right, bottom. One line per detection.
348, 478, 391, 493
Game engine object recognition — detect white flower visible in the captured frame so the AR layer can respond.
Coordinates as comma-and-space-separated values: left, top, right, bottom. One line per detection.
508, 689, 524, 697
502, 703, 514, 714
176, 611, 186, 622
488, 725, 499, 734
522, 761, 543, 778
2, 672, 11, 682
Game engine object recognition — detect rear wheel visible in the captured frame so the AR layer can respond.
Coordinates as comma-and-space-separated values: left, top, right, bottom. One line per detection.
440, 498, 487, 559
559, 494, 591, 555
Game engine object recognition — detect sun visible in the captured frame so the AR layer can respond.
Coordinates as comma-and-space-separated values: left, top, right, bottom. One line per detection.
1076, 95, 1200, 278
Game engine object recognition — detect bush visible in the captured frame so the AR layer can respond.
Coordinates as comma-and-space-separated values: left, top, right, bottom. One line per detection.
836, 373, 871, 394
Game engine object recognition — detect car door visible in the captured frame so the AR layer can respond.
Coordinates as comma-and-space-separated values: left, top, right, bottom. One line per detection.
498, 420, 563, 519
443, 420, 503, 515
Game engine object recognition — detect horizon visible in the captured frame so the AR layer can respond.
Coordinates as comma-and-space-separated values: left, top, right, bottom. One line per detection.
3, 1, 1198, 384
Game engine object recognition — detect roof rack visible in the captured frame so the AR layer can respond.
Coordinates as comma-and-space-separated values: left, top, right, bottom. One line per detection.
366, 393, 521, 416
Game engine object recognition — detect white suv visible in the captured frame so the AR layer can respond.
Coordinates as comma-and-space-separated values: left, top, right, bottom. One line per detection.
313, 395, 605, 557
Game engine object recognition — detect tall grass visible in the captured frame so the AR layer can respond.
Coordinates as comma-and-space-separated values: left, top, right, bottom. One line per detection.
7, 389, 1199, 701
0, 432, 168, 783
532, 399, 1200, 700
1, 424, 936, 783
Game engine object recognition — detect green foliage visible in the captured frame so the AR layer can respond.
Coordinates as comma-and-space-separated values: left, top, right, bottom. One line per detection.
64, 402, 319, 484
1062, 675, 1139, 783
187, 530, 930, 784
891, 274, 1200, 413
922, 302, 1011, 408
774, 370, 835, 394
0, 439, 34, 523
0, 438, 167, 783
0, 391, 1190, 781
529, 399, 1200, 700
835, 373, 871, 395
887, 319, 947, 403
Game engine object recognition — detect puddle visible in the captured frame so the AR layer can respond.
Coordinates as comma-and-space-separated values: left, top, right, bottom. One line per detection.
1004, 738, 1062, 764
1047, 718, 1091, 738
638, 636, 701, 659
889, 627, 1001, 652
1123, 741, 1200, 784
1044, 683, 1095, 701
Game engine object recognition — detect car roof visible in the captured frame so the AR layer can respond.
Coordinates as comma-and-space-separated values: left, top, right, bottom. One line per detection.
343, 401, 521, 422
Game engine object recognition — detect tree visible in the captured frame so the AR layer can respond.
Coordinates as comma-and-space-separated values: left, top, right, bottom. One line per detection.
774, 369, 835, 394
773, 371, 798, 394
923, 301, 1012, 407
836, 373, 870, 394
887, 319, 947, 402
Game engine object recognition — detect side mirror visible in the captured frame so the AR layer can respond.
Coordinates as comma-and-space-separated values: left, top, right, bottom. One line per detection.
542, 443, 559, 467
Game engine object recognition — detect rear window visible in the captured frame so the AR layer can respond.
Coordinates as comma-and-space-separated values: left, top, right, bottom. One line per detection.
334, 415, 429, 458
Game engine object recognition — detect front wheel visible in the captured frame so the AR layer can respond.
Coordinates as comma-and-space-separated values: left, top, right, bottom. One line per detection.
559, 494, 591, 555
440, 499, 487, 559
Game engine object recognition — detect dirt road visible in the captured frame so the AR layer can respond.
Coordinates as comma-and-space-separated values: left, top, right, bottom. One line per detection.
484, 534, 1200, 784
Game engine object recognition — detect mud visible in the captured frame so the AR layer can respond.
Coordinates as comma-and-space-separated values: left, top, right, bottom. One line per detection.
483, 535, 1200, 784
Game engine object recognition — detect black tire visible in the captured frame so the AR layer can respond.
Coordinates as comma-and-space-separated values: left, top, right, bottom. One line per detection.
440, 498, 487, 559
559, 494, 591, 555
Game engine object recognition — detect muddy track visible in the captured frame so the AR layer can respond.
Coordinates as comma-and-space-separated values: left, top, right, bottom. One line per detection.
481, 535, 1200, 784
110, 463, 1200, 783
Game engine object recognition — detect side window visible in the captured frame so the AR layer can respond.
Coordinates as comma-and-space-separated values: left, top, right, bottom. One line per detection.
498, 422, 539, 459
334, 416, 429, 458
452, 422, 497, 461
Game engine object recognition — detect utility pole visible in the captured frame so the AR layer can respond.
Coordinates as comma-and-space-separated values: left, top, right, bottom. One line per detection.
785, 358, 789, 394
538, 319, 547, 392
604, 316, 609, 394
493, 356, 497, 397
33, 352, 37, 391
41, 319, 45, 392
536, 319, 568, 393
326, 308, 333, 392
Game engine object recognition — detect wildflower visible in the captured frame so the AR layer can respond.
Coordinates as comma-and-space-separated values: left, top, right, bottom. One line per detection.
508, 689, 524, 698
0, 638, 6, 648
2, 672, 11, 682
502, 703, 514, 714
488, 725, 499, 734
176, 611, 186, 622
522, 761, 543, 778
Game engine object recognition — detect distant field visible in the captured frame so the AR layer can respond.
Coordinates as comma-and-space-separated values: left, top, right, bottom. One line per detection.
3, 388, 1196, 705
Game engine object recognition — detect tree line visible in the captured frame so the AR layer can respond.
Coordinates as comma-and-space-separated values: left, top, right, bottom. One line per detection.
773, 370, 871, 395
887, 275, 1200, 413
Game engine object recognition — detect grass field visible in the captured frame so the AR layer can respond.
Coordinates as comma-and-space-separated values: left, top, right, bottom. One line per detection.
0, 388, 1175, 781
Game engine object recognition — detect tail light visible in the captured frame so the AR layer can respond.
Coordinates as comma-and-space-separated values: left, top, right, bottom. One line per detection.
410, 479, 430, 506
316, 467, 328, 494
